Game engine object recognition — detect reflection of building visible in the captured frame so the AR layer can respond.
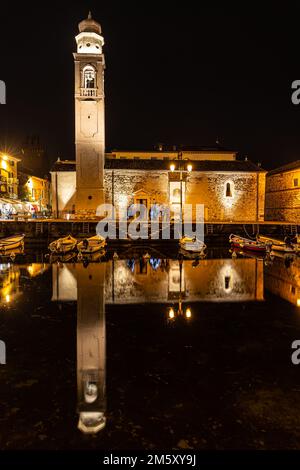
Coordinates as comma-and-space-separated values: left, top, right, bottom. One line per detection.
52, 263, 106, 433
0, 263, 21, 305
0, 263, 49, 305
105, 258, 264, 304
52, 258, 264, 305
50, 13, 266, 221
265, 256, 300, 306
265, 160, 300, 222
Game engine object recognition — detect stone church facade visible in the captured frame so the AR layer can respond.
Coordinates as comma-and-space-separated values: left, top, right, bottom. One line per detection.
50, 13, 266, 222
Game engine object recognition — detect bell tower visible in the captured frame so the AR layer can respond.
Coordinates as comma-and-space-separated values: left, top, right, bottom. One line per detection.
74, 12, 105, 213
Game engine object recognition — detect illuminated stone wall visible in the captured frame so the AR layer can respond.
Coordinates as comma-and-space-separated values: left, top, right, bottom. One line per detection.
104, 170, 266, 222
265, 168, 300, 222
50, 171, 76, 217
186, 171, 265, 221
264, 257, 300, 306
104, 170, 169, 209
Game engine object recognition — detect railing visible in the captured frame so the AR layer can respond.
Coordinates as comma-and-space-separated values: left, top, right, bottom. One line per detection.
80, 88, 97, 97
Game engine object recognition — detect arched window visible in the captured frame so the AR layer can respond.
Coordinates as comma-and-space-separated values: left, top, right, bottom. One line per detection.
83, 66, 96, 89
225, 182, 233, 197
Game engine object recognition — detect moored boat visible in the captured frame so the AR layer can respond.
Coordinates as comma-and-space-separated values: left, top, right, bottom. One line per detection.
77, 234, 106, 254
257, 235, 299, 253
229, 234, 266, 253
49, 235, 77, 254
179, 236, 207, 254
0, 234, 25, 252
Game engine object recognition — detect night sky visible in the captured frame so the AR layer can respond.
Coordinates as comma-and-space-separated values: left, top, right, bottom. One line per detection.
1, 2, 300, 172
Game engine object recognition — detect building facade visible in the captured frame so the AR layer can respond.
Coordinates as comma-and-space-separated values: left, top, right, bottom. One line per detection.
0, 152, 20, 200
18, 172, 51, 212
50, 14, 266, 222
265, 161, 300, 222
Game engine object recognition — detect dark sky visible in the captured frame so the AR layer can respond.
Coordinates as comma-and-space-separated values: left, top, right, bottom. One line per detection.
1, 2, 300, 172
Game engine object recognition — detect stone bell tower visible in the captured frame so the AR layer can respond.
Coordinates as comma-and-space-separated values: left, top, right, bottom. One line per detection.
74, 12, 105, 213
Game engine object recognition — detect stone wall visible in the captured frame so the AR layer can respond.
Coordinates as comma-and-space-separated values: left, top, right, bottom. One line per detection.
51, 171, 76, 217
104, 170, 266, 222
186, 171, 265, 222
265, 169, 300, 222
104, 170, 169, 209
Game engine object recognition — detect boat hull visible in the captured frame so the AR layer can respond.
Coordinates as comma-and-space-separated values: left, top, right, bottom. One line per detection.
0, 234, 25, 252
49, 235, 77, 254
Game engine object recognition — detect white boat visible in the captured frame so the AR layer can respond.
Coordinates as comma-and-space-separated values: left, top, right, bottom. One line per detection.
179, 236, 206, 253
0, 234, 25, 252
49, 235, 77, 254
77, 234, 106, 254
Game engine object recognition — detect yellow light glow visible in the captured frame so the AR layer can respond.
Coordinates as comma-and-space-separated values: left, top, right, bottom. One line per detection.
5, 294, 10, 303
187, 164, 192, 172
297, 298, 300, 307
186, 308, 192, 318
2, 155, 8, 160
169, 308, 175, 319
27, 178, 33, 188
170, 163, 175, 172
1, 159, 7, 170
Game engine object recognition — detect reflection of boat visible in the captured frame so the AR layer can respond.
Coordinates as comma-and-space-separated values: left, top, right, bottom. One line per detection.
179, 236, 206, 254
77, 235, 106, 254
0, 234, 24, 252
231, 246, 265, 261
257, 235, 298, 253
0, 246, 24, 261
229, 234, 266, 253
49, 235, 77, 254
77, 250, 105, 263
269, 250, 297, 260
49, 252, 77, 263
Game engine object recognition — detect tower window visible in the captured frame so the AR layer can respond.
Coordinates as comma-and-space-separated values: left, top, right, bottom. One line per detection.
294, 178, 298, 187
83, 66, 96, 89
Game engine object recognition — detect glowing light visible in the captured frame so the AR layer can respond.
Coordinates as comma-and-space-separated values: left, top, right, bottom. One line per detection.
169, 308, 175, 319
187, 164, 192, 172
170, 163, 175, 172
1, 159, 7, 170
5, 294, 10, 303
297, 298, 300, 307
186, 308, 192, 318
27, 178, 33, 188
2, 155, 8, 160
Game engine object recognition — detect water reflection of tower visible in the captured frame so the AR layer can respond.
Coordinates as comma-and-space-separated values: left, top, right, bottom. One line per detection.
76, 263, 106, 434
